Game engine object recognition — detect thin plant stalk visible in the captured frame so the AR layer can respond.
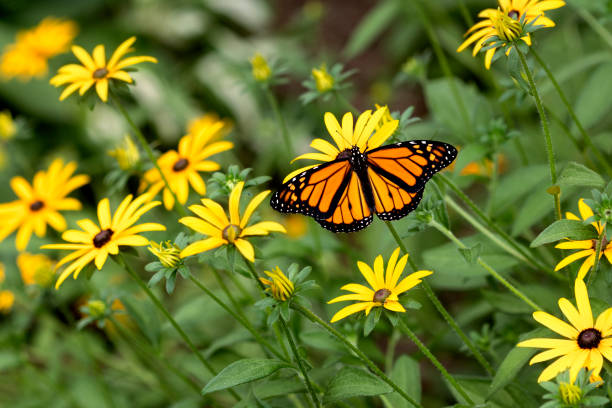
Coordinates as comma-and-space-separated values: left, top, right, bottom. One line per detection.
428, 220, 542, 311
396, 319, 473, 404
291, 303, 424, 408
514, 46, 561, 220
575, 7, 612, 50
264, 87, 294, 156
114, 254, 243, 400
385, 221, 494, 376
110, 93, 187, 217
279, 317, 321, 408
586, 231, 605, 286
188, 275, 287, 361
530, 48, 612, 178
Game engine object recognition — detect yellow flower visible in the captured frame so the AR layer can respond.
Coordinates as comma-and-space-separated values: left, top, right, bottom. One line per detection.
0, 18, 77, 80
559, 382, 582, 404
179, 181, 286, 262
285, 214, 308, 238
311, 64, 334, 92
460, 155, 508, 177
373, 104, 395, 132
285, 106, 399, 182
188, 113, 233, 140
517, 278, 612, 383
50, 36, 157, 102
0, 111, 16, 140
17, 253, 55, 287
554, 199, 612, 280
108, 134, 140, 170
457, 0, 565, 69
0, 159, 90, 251
250, 53, 272, 82
148, 241, 181, 268
142, 117, 233, 210
0, 290, 15, 314
42, 194, 165, 288
260, 267, 294, 301
328, 247, 433, 323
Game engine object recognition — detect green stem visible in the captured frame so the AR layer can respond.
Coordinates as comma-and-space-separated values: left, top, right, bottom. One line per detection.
396, 319, 473, 404
456, 0, 473, 26
188, 275, 286, 361
265, 87, 294, 156
291, 303, 424, 408
116, 254, 240, 400
436, 173, 550, 273
385, 221, 494, 376
406, 0, 472, 140
587, 232, 605, 286
575, 7, 612, 50
279, 317, 321, 408
429, 220, 542, 311
530, 48, 612, 179
515, 46, 561, 220
110, 93, 187, 217
211, 267, 244, 317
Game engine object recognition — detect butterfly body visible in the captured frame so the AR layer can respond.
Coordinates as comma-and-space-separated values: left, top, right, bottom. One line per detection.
271, 139, 457, 233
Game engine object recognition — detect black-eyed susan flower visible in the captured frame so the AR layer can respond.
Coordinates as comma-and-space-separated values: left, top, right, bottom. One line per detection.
142, 117, 233, 210
539, 369, 607, 407
148, 241, 181, 268
554, 199, 611, 280
250, 53, 272, 82
311, 64, 334, 93
42, 194, 165, 289
260, 267, 294, 301
284, 106, 399, 182
0, 290, 14, 314
457, 0, 565, 69
328, 247, 432, 323
146, 234, 190, 294
50, 36, 157, 102
0, 17, 77, 80
17, 253, 55, 288
179, 181, 285, 262
0, 159, 90, 251
517, 278, 612, 383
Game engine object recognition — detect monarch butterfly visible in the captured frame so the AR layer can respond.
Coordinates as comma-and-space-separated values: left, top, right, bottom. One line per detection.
270, 108, 456, 233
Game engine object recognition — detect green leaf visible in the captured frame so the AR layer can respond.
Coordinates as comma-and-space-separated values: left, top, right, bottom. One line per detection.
530, 219, 597, 247
343, 0, 398, 58
201, 359, 292, 395
487, 328, 548, 397
458, 243, 482, 265
383, 355, 421, 408
559, 162, 605, 189
575, 62, 612, 129
323, 366, 393, 403
363, 307, 381, 336
491, 165, 549, 214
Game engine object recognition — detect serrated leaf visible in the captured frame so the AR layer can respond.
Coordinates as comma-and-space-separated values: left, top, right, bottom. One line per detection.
201, 359, 292, 395
323, 367, 393, 403
530, 219, 597, 247
559, 162, 605, 189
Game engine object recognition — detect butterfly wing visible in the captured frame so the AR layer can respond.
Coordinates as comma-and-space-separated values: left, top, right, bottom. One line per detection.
366, 140, 456, 220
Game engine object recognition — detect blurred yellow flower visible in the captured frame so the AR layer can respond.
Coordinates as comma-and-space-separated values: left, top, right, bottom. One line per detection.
517, 278, 612, 383
0, 159, 90, 251
285, 214, 308, 238
260, 266, 294, 301
554, 199, 611, 280
0, 290, 15, 314
285, 106, 398, 182
328, 247, 432, 323
0, 17, 77, 80
0, 111, 16, 140
17, 253, 55, 287
311, 64, 334, 93
457, 0, 565, 69
179, 181, 286, 262
460, 155, 508, 177
42, 194, 165, 288
142, 117, 233, 210
108, 134, 140, 170
0, 262, 5, 283
148, 241, 181, 268
250, 53, 271, 82
188, 113, 233, 139
50, 36, 157, 102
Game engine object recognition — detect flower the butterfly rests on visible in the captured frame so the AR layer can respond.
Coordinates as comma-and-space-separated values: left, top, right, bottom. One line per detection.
270, 107, 457, 232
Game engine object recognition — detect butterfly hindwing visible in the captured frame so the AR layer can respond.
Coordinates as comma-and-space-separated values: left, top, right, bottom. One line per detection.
270, 159, 352, 219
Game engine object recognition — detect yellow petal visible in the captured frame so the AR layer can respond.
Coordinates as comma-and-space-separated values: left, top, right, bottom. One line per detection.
240, 190, 270, 228
530, 344, 578, 364
107, 37, 136, 69
328, 293, 373, 303
517, 338, 576, 349
372, 255, 385, 290
533, 311, 579, 339
94, 250, 108, 270
234, 239, 255, 262
180, 237, 225, 258
536, 351, 578, 383
338, 283, 373, 296
383, 301, 406, 313
97, 198, 112, 229
71, 45, 95, 70
92, 44, 106, 68
555, 240, 593, 250
95, 79, 109, 102
241, 221, 286, 236
558, 298, 584, 331
574, 278, 593, 328
229, 181, 244, 226
179, 216, 219, 236
577, 255, 596, 280
324, 112, 347, 151
554, 249, 593, 271
595, 308, 612, 336
357, 261, 377, 290
330, 302, 370, 323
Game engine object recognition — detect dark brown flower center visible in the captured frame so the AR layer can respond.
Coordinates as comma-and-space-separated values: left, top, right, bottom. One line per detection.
93, 229, 114, 248
508, 10, 520, 20
29, 200, 44, 212
93, 68, 109, 79
172, 158, 189, 172
577, 328, 601, 349
373, 288, 391, 303
222, 224, 241, 243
